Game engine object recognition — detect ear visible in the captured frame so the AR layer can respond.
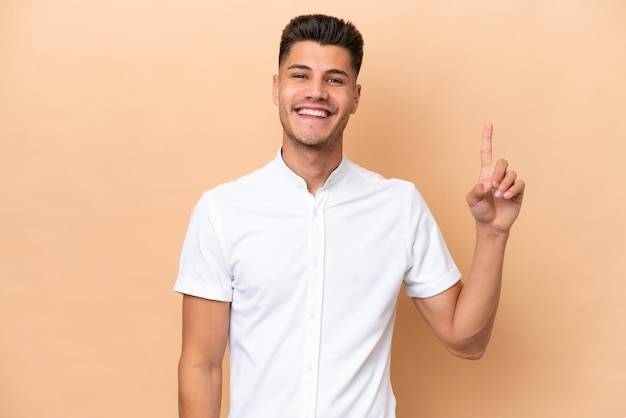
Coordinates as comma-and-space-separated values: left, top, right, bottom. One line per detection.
350, 84, 362, 114
272, 74, 279, 105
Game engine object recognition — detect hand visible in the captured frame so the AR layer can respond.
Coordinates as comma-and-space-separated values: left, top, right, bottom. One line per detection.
466, 123, 525, 234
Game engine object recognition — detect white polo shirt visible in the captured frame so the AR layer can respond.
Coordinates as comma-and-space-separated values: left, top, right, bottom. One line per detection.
175, 150, 461, 418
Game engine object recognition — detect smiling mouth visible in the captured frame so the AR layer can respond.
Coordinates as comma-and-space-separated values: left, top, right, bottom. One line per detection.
297, 108, 330, 118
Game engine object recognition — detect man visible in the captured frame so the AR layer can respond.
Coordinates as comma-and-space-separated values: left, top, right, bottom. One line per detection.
175, 14, 524, 418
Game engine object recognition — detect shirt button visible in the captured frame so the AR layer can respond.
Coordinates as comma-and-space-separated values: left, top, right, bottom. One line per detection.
313, 209, 319, 218
313, 259, 319, 268
310, 312, 316, 319
306, 363, 313, 371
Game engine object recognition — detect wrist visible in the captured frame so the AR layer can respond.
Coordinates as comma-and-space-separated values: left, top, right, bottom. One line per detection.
475, 223, 511, 241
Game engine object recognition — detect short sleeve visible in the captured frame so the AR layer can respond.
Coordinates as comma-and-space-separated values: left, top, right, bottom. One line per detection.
403, 186, 461, 298
174, 193, 233, 301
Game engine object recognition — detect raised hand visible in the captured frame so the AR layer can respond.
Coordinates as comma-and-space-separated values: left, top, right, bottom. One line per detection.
466, 123, 525, 234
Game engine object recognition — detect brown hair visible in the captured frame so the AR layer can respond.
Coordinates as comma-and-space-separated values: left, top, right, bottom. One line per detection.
278, 14, 364, 75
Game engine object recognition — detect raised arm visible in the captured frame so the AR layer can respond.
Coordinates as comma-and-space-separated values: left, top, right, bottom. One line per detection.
413, 123, 525, 359
178, 295, 230, 418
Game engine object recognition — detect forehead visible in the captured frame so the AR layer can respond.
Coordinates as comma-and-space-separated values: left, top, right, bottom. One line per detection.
281, 41, 354, 75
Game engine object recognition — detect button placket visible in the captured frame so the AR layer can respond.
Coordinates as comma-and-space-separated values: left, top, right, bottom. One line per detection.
301, 189, 328, 418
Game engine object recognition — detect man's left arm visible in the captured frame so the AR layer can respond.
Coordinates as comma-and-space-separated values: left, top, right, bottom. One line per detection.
413, 123, 525, 359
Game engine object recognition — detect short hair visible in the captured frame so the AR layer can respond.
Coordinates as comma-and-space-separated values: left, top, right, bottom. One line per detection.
278, 14, 364, 76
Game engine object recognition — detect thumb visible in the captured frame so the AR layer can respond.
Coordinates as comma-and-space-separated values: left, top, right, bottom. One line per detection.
466, 182, 490, 207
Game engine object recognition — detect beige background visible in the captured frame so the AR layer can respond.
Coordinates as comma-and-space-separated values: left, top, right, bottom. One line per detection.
1, 0, 625, 417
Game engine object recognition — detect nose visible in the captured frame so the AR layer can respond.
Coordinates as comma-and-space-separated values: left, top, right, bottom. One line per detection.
304, 77, 329, 101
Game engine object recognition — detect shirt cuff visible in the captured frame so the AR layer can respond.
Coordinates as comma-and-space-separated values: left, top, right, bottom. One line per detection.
404, 268, 462, 298
173, 277, 233, 302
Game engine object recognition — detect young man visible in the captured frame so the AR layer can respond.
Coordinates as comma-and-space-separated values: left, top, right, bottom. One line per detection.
175, 14, 524, 418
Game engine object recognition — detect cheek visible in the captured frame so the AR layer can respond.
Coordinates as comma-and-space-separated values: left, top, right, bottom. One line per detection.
274, 86, 297, 107
338, 96, 357, 114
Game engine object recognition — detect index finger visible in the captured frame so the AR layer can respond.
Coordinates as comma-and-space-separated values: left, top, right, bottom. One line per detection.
481, 122, 493, 169
479, 123, 494, 185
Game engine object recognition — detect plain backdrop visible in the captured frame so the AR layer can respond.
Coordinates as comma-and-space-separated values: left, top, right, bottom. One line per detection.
1, 0, 625, 417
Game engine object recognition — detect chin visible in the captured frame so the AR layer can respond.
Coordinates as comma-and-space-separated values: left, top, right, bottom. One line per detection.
294, 135, 338, 150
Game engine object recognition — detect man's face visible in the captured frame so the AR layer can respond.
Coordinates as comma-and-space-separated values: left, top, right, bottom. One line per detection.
273, 41, 361, 151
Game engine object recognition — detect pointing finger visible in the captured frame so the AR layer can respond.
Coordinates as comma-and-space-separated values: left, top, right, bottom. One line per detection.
480, 123, 494, 187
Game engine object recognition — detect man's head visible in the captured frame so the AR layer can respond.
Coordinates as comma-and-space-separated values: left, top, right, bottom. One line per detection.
279, 14, 364, 77
273, 15, 363, 154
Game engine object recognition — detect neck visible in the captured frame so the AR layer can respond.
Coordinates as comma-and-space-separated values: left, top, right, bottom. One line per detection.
281, 139, 343, 196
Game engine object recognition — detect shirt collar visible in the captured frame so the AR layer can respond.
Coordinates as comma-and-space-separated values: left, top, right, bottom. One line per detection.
274, 148, 350, 191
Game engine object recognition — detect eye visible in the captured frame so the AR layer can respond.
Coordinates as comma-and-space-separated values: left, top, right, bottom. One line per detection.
292, 74, 307, 79
327, 77, 343, 84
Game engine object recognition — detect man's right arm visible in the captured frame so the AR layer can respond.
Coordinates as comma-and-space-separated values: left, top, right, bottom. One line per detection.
178, 294, 230, 418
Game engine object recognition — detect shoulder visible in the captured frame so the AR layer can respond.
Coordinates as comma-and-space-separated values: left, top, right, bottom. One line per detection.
201, 159, 278, 199
345, 159, 419, 196
185, 160, 278, 221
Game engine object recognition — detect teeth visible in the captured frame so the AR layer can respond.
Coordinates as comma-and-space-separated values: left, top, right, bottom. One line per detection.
298, 108, 328, 117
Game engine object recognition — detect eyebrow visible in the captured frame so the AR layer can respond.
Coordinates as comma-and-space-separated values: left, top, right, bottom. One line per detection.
287, 64, 350, 79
